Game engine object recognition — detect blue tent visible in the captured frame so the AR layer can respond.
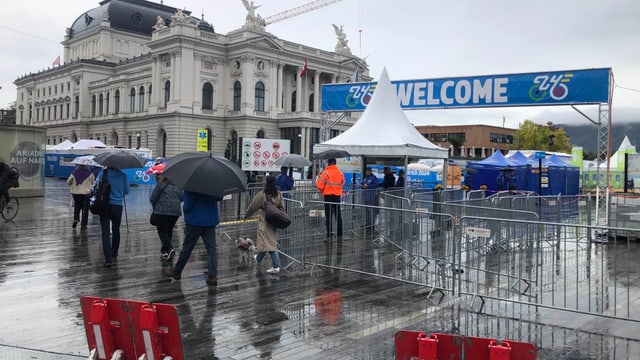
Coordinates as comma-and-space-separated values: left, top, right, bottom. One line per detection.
525, 154, 580, 195
466, 151, 528, 192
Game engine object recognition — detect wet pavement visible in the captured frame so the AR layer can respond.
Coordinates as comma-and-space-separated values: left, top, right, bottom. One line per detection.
2, 180, 640, 359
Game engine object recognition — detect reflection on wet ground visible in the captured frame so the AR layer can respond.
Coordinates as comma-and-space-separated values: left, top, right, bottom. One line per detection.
1, 179, 640, 359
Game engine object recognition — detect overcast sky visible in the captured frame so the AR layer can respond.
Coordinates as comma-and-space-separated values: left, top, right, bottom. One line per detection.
1, 0, 639, 129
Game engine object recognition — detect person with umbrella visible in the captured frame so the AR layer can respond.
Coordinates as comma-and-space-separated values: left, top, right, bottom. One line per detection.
276, 166, 294, 196
67, 164, 95, 229
93, 166, 130, 267
161, 152, 248, 286
148, 164, 183, 262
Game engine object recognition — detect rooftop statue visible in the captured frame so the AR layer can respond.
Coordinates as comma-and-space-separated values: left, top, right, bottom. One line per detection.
332, 24, 352, 55
241, 0, 265, 30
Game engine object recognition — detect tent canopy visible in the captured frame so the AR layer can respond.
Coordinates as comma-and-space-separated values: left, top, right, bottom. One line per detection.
69, 139, 107, 149
507, 150, 536, 165
313, 68, 448, 159
50, 140, 74, 150
469, 150, 524, 169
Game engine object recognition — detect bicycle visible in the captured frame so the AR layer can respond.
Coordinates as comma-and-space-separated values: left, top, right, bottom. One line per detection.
1, 167, 20, 221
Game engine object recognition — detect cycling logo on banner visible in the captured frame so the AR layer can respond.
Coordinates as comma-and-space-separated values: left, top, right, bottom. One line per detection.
346, 84, 376, 108
529, 73, 573, 102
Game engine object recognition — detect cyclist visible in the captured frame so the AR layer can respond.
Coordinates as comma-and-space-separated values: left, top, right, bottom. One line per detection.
0, 162, 19, 204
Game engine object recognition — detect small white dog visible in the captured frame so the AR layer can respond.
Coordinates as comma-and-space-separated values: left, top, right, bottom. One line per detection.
236, 237, 256, 265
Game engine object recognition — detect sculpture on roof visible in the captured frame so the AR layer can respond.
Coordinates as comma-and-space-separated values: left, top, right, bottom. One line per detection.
332, 24, 352, 55
153, 16, 166, 31
241, 0, 265, 30
171, 9, 189, 25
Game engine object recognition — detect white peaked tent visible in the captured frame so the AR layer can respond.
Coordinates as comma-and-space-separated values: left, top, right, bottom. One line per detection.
313, 68, 448, 159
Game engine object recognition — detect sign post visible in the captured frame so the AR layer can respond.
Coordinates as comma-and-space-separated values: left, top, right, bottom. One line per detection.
535, 151, 546, 215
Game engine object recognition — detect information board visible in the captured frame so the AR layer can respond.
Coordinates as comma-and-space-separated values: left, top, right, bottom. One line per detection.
241, 138, 291, 172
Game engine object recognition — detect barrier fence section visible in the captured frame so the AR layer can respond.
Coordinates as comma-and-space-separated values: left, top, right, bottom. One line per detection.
263, 186, 640, 357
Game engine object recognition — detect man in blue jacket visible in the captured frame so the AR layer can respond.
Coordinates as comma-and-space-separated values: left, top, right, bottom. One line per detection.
95, 167, 130, 268
276, 166, 294, 196
164, 190, 220, 286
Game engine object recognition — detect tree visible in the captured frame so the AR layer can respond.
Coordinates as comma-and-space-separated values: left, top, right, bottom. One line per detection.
512, 120, 572, 153
447, 134, 466, 157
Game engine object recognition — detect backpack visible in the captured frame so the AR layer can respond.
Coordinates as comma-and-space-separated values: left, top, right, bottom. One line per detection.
263, 193, 291, 229
89, 169, 111, 216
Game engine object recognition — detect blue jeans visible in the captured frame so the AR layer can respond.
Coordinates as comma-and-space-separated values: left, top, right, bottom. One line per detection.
256, 251, 281, 268
100, 204, 123, 262
174, 224, 217, 278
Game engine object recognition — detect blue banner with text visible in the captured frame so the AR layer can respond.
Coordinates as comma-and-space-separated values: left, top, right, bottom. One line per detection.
321, 68, 610, 112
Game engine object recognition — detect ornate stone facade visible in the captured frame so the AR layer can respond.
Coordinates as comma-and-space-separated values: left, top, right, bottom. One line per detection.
14, 0, 367, 160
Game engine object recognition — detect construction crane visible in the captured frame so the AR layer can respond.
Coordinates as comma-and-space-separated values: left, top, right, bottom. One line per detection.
261, 0, 344, 27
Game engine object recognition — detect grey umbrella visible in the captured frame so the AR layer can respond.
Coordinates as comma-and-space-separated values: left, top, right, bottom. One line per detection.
312, 149, 351, 160
274, 153, 311, 168
163, 152, 247, 197
94, 151, 146, 169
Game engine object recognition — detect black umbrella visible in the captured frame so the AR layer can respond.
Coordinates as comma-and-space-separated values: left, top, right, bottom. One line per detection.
163, 152, 247, 197
94, 151, 146, 169
312, 149, 351, 160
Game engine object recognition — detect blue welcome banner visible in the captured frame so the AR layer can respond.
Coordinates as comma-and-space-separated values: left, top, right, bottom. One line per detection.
321, 68, 611, 112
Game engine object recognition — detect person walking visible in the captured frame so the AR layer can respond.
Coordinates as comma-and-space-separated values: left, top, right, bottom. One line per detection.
361, 167, 379, 230
94, 167, 130, 267
67, 165, 95, 229
316, 159, 345, 239
244, 176, 283, 274
150, 173, 183, 261
163, 191, 220, 286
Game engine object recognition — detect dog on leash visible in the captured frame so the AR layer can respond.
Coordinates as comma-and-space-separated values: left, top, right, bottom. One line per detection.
236, 237, 256, 265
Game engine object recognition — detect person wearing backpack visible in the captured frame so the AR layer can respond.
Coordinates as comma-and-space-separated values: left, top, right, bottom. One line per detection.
244, 176, 284, 274
94, 167, 130, 268
149, 173, 183, 261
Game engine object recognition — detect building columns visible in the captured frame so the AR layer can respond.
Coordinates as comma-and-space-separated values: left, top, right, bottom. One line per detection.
313, 71, 320, 113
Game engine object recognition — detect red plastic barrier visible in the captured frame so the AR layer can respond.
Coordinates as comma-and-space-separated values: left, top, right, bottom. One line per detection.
80, 296, 184, 360
394, 331, 536, 360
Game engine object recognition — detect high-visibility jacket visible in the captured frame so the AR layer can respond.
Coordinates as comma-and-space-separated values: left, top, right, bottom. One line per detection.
316, 165, 345, 196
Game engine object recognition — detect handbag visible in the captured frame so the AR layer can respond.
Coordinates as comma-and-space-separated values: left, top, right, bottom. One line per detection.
263, 194, 291, 229
89, 169, 111, 216
150, 183, 168, 226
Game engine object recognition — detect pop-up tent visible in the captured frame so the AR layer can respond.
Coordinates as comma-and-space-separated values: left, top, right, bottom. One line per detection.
313, 68, 448, 160
526, 153, 579, 195
466, 151, 529, 191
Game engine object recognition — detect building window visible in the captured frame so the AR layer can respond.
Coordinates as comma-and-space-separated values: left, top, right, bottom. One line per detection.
48, 87, 51, 95
48, 106, 51, 120
309, 127, 320, 156
309, 94, 314, 112
490, 133, 514, 144
75, 96, 79, 118
36, 108, 40, 122
330, 129, 340, 139
53, 105, 57, 120
128, 135, 132, 148
114, 90, 120, 114
99, 94, 104, 116
105, 92, 110, 115
59, 105, 63, 119
427, 133, 447, 142
226, 130, 238, 161
164, 80, 170, 106
129, 88, 136, 112
65, 103, 70, 119
111, 131, 118, 146
28, 105, 32, 122
202, 82, 213, 110
54, 85, 57, 94
256, 129, 265, 138
233, 81, 241, 111
37, 89, 40, 97
91, 95, 96, 117
291, 91, 296, 112
67, 82, 71, 91
281, 127, 302, 154
148, 85, 152, 104
139, 86, 145, 111
254, 81, 265, 112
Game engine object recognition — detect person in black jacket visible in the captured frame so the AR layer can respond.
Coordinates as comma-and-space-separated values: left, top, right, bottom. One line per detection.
380, 167, 395, 191
395, 170, 405, 188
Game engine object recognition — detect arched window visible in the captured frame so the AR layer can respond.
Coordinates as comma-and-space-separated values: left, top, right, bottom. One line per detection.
233, 81, 241, 111
129, 87, 136, 112
202, 82, 214, 110
158, 128, 167, 157
91, 95, 96, 117
291, 91, 297, 112
254, 81, 265, 112
111, 131, 118, 146
226, 130, 238, 161
309, 93, 314, 112
139, 86, 145, 111
114, 90, 120, 114
105, 92, 110, 115
98, 93, 104, 116
164, 80, 170, 106
75, 96, 80, 118
256, 129, 265, 138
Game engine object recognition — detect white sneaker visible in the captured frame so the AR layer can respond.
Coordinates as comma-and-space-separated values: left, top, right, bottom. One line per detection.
266, 267, 280, 274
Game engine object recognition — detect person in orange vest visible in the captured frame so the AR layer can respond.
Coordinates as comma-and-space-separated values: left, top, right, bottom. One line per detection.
316, 158, 345, 238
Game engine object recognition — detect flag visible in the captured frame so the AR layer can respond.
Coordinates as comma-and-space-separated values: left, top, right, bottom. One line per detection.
52, 56, 61, 67
350, 66, 359, 83
299, 56, 308, 77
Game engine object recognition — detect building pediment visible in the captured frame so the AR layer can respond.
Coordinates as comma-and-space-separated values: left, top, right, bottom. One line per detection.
247, 37, 285, 52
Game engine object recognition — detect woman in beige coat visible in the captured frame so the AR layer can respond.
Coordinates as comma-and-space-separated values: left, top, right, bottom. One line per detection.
67, 165, 96, 229
244, 175, 284, 273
